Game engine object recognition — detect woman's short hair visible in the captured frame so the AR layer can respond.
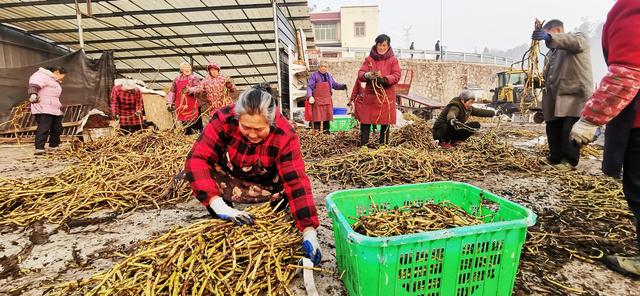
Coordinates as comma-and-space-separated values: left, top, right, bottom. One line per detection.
375, 34, 391, 45
234, 83, 277, 125
458, 89, 477, 101
48, 66, 66, 74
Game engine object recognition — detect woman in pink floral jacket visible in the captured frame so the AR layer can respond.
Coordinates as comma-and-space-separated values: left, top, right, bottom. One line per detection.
199, 62, 237, 115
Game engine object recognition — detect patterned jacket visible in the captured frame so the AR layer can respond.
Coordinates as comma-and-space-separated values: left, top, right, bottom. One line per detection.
199, 75, 236, 113
111, 85, 143, 127
183, 105, 319, 231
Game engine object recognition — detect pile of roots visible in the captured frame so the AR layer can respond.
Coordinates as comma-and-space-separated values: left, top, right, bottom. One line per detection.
352, 200, 489, 237
46, 204, 304, 296
0, 130, 193, 229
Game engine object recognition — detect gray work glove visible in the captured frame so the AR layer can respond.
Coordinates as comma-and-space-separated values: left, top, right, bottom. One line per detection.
209, 197, 255, 225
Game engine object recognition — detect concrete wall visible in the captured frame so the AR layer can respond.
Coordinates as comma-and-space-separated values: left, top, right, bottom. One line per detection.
339, 6, 379, 49
324, 59, 508, 107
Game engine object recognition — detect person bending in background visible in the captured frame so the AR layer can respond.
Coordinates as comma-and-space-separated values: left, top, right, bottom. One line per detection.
432, 90, 495, 149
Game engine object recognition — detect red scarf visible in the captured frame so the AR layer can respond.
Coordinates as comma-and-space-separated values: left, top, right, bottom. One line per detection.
369, 46, 395, 61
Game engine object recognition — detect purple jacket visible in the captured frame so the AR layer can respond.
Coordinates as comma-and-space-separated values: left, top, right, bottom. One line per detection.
306, 71, 345, 97
28, 68, 63, 116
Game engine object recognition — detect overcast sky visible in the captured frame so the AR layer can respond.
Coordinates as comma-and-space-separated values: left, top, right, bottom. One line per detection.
307, 0, 616, 52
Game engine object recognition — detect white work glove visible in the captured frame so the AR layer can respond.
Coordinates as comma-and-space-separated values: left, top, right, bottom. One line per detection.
29, 93, 39, 103
302, 227, 322, 265
209, 197, 255, 225
449, 118, 462, 129
570, 118, 600, 146
308, 96, 315, 104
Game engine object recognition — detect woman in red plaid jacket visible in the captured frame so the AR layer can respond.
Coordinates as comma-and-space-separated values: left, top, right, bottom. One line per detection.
183, 84, 322, 266
111, 79, 143, 133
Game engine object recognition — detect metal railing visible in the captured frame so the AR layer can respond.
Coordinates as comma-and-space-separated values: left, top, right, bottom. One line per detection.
315, 46, 515, 66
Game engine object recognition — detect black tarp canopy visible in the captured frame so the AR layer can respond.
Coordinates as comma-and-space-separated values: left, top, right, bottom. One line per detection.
0, 50, 115, 129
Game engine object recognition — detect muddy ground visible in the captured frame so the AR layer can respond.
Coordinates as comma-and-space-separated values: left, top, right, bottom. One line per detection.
0, 123, 638, 296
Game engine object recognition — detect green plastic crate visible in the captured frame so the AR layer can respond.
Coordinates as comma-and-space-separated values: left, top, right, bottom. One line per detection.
325, 182, 536, 296
329, 116, 358, 132
329, 116, 381, 132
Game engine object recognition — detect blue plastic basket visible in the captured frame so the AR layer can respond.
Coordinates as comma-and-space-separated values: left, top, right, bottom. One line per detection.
333, 107, 348, 115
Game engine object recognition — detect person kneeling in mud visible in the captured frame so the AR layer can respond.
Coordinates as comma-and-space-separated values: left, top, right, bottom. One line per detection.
183, 83, 322, 266
432, 90, 495, 149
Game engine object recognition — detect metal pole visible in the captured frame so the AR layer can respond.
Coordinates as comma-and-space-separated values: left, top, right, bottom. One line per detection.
75, 0, 84, 49
272, 0, 283, 114
440, 0, 443, 55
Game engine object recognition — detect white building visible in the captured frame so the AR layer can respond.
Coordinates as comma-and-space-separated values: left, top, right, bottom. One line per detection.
310, 5, 379, 58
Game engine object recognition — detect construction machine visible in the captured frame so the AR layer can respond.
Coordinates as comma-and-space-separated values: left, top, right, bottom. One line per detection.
487, 69, 545, 123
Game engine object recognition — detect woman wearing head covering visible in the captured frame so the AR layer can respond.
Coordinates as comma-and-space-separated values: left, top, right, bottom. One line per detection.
166, 62, 202, 135
305, 60, 347, 133
183, 84, 322, 266
198, 62, 237, 115
27, 66, 67, 155
353, 34, 401, 146
111, 79, 144, 133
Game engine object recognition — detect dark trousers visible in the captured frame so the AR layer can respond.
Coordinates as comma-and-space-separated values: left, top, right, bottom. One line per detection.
182, 118, 203, 135
545, 117, 580, 166
312, 121, 330, 133
34, 114, 63, 150
360, 124, 389, 146
623, 129, 640, 250
441, 121, 480, 142
121, 125, 142, 134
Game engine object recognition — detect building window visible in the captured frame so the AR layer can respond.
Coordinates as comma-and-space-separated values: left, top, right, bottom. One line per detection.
354, 22, 365, 37
314, 23, 337, 41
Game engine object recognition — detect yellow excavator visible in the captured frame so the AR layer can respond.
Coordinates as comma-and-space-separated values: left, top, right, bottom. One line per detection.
488, 69, 544, 123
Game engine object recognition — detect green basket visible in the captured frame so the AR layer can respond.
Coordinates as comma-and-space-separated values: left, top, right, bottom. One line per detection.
329, 117, 381, 132
325, 182, 536, 296
329, 116, 358, 132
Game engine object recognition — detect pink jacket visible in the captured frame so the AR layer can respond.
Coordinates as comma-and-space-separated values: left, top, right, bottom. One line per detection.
28, 68, 63, 116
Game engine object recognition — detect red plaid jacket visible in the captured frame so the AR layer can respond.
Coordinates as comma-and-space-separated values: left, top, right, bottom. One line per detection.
183, 105, 319, 231
111, 85, 143, 126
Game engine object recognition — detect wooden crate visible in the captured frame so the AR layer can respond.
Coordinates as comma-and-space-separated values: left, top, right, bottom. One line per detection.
0, 104, 89, 139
